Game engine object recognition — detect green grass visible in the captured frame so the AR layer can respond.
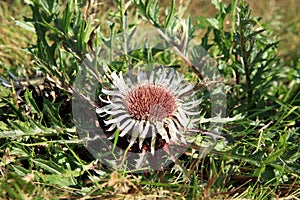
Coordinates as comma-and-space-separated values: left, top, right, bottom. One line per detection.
0, 0, 299, 199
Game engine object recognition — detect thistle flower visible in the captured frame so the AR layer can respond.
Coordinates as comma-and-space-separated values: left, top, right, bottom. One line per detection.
97, 67, 201, 155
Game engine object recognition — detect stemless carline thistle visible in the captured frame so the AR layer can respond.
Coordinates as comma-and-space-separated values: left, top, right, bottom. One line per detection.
97, 67, 201, 155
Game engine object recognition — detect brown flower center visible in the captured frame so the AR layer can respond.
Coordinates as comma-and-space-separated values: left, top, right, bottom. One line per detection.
125, 84, 177, 121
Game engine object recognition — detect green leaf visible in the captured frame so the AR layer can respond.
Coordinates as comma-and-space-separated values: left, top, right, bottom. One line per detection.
112, 129, 120, 152
25, 89, 41, 114
9, 120, 28, 133
83, 19, 94, 43
264, 149, 285, 164
207, 18, 220, 30
43, 98, 63, 127
211, 0, 221, 11
62, 0, 74, 35
10, 147, 29, 157
32, 158, 65, 174
12, 165, 29, 176
42, 174, 77, 187
14, 20, 35, 33
164, 0, 175, 28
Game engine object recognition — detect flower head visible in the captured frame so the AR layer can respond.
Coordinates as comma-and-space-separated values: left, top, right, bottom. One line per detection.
97, 67, 201, 155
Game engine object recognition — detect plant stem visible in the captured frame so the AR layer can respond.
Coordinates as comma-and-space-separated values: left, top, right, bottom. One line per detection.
238, 7, 252, 105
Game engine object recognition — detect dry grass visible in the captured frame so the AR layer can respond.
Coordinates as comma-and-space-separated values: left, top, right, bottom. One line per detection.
0, 1, 36, 75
